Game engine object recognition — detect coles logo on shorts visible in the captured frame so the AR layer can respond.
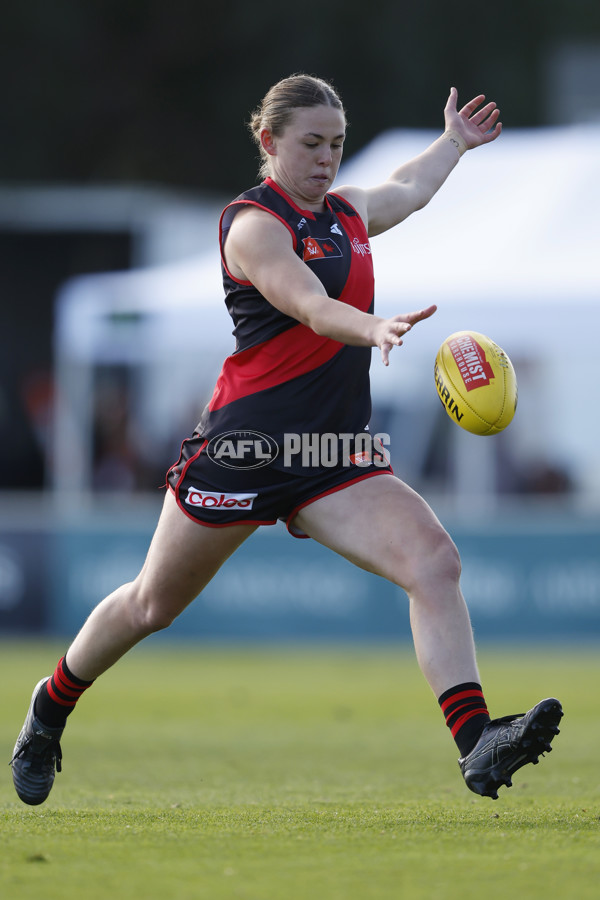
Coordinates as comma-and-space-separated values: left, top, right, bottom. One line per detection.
185, 488, 257, 510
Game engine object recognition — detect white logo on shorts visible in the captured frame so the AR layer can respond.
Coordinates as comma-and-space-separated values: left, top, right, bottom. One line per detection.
207, 430, 279, 469
185, 489, 257, 510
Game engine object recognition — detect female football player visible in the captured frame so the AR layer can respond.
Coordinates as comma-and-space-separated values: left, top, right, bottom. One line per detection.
12, 75, 562, 806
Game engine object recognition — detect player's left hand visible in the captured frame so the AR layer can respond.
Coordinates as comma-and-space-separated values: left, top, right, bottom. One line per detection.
379, 303, 437, 366
444, 87, 502, 150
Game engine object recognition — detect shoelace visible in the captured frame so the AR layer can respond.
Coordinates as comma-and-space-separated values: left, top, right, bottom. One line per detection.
486, 713, 524, 726
10, 737, 63, 773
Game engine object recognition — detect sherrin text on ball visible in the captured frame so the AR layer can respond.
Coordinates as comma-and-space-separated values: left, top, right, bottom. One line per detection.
434, 331, 517, 435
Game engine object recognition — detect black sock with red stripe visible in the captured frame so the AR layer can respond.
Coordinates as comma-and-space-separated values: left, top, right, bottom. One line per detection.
438, 682, 491, 757
34, 655, 94, 728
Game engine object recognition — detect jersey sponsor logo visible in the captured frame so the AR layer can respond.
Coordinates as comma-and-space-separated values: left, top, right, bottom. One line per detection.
350, 236, 371, 256
297, 217, 307, 230
185, 488, 258, 509
302, 236, 342, 261
330, 223, 342, 235
206, 430, 279, 469
448, 334, 495, 391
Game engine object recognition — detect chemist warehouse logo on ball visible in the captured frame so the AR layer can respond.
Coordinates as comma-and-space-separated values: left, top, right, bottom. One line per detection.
448, 334, 495, 391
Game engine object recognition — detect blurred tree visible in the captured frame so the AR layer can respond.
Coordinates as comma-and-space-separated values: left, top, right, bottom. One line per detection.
1, 0, 599, 192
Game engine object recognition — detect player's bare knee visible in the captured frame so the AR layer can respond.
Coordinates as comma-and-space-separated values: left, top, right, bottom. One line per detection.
432, 528, 462, 583
141, 604, 177, 634
127, 585, 177, 635
403, 525, 461, 593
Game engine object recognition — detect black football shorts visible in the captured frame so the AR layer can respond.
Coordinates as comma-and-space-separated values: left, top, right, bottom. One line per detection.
166, 432, 393, 538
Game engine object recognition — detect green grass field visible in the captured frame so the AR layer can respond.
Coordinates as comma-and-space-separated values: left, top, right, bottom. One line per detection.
1, 641, 599, 899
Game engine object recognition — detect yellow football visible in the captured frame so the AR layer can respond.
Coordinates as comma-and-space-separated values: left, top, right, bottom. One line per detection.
434, 331, 518, 435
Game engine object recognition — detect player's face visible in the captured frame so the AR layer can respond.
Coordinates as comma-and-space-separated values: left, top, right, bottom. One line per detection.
264, 105, 346, 210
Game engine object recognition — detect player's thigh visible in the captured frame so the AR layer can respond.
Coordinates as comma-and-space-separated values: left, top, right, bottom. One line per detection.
291, 473, 456, 589
135, 489, 257, 616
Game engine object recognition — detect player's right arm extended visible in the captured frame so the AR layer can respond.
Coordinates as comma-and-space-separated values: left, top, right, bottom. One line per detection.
224, 206, 436, 365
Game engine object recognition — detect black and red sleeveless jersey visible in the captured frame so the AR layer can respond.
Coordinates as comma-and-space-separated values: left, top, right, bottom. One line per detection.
195, 177, 375, 474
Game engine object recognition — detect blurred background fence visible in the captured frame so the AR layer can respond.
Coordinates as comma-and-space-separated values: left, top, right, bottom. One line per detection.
1, 1, 599, 640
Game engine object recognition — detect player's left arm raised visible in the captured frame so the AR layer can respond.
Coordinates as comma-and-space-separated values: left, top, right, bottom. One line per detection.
335, 88, 502, 238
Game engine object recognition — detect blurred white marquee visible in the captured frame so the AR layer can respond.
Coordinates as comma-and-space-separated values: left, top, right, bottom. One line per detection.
53, 125, 600, 502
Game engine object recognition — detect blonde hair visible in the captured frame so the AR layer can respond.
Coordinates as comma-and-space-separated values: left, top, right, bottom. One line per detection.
248, 74, 345, 179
